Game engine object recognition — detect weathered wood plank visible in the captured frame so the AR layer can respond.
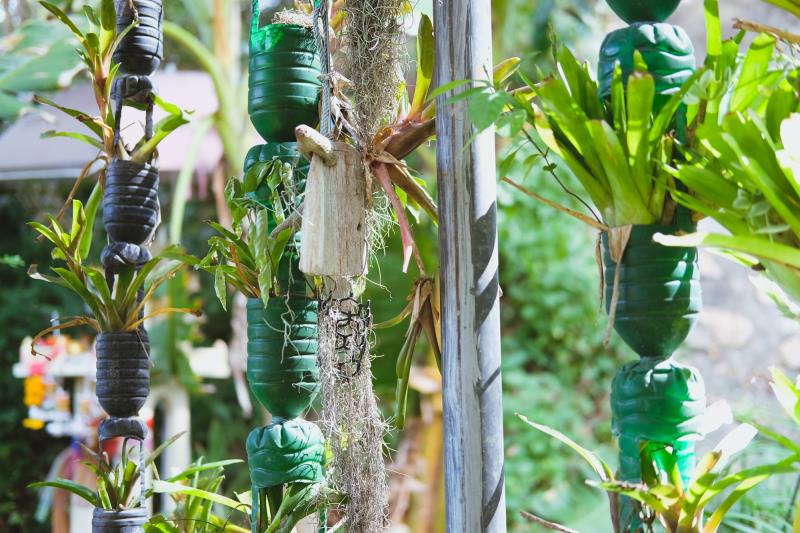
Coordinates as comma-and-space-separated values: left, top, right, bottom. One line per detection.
299, 141, 368, 277
434, 1, 507, 532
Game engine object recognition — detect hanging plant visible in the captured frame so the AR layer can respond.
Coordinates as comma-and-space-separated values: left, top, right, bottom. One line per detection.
33, 1, 188, 207
27, 200, 198, 343
29, 433, 245, 532
180, 161, 302, 310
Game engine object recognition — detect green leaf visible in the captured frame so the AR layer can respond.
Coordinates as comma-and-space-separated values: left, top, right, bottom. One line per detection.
592, 480, 671, 514
151, 480, 248, 512
409, 14, 434, 118
29, 479, 99, 507
427, 79, 474, 101
52, 266, 105, 325
704, 0, 722, 58
146, 432, 187, 468
516, 413, 614, 481
654, 232, 800, 270
468, 91, 510, 132
39, 2, 86, 44
80, 182, 102, 260
145, 516, 181, 533
625, 72, 656, 201
98, 0, 116, 53
33, 95, 104, 138
214, 267, 227, 311
493, 57, 521, 85
83, 5, 100, 26
495, 109, 526, 137
731, 33, 776, 113
42, 130, 103, 149
770, 367, 800, 426
166, 459, 243, 482
86, 268, 119, 327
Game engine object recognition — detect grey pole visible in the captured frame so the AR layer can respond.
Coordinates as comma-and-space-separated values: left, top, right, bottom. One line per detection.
433, 1, 507, 531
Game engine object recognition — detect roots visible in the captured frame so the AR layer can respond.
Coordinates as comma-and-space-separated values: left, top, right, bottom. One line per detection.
318, 298, 389, 532
341, 0, 406, 141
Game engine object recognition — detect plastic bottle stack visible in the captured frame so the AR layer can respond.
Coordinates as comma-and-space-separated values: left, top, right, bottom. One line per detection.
97, 0, 164, 443
598, 1, 708, 528
244, 2, 325, 527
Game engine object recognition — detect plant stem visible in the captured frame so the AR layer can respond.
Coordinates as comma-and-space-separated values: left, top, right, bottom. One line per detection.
520, 511, 580, 533
502, 177, 608, 231
733, 18, 800, 43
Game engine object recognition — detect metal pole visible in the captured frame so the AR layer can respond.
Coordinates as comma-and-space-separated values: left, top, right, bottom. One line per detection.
434, 1, 506, 531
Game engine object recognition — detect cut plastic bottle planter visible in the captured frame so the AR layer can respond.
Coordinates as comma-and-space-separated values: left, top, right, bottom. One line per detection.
248, 0, 322, 142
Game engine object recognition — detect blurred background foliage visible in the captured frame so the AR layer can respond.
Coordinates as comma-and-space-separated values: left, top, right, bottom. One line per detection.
0, 0, 638, 531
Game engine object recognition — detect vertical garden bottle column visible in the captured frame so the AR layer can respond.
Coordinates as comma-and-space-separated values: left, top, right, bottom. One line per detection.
598, 0, 707, 527
244, 2, 325, 528
94, 2, 163, 530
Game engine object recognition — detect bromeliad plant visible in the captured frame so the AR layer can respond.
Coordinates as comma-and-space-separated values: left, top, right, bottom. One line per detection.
460, 45, 700, 230
34, 1, 188, 201
27, 199, 197, 347
653, 14, 800, 306
182, 159, 298, 310
517, 415, 800, 533
30, 432, 243, 515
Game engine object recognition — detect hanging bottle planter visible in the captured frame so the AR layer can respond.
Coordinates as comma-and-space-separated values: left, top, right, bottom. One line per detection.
296, 126, 368, 277
602, 225, 707, 527
113, 0, 164, 75
92, 507, 148, 533
605, 0, 683, 24
611, 358, 706, 483
247, 418, 326, 489
94, 331, 151, 419
598, 22, 695, 110
103, 160, 160, 246
246, 297, 320, 420
248, 1, 322, 142
602, 224, 701, 358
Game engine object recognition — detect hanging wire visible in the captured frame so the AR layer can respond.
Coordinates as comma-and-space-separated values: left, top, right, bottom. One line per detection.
312, 0, 333, 139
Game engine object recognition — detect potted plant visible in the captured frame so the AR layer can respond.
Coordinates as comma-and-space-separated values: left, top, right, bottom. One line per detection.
28, 200, 198, 420
34, 1, 187, 240
30, 433, 244, 532
248, 1, 321, 142
651, 16, 800, 309
468, 46, 704, 359
180, 160, 319, 420
516, 414, 800, 533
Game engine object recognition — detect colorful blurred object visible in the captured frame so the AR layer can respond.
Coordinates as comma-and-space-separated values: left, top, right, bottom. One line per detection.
13, 333, 103, 439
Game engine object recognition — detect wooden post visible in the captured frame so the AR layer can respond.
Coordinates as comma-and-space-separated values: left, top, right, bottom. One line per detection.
434, 1, 507, 532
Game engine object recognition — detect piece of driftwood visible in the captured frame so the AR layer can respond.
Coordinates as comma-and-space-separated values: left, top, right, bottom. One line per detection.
298, 133, 367, 277
296, 125, 338, 166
